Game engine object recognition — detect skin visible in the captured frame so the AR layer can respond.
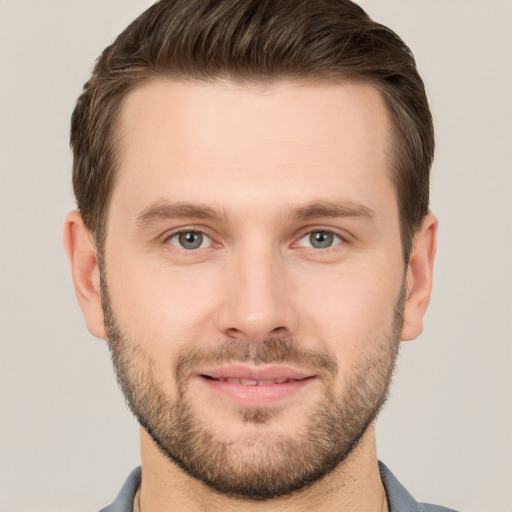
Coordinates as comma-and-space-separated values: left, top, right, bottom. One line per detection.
64, 79, 437, 512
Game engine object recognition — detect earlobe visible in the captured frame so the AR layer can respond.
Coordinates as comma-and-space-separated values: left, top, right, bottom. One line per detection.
401, 214, 438, 341
63, 211, 107, 340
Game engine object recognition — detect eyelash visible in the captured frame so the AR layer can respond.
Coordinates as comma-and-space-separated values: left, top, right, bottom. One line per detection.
164, 227, 347, 252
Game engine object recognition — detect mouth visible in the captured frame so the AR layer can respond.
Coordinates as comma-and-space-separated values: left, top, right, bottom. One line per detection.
194, 365, 317, 406
204, 376, 302, 386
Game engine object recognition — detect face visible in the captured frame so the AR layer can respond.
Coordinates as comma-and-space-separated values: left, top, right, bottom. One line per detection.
101, 79, 406, 499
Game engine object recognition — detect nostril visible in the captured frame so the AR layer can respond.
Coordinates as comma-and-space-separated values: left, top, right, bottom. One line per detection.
270, 326, 287, 335
224, 327, 245, 341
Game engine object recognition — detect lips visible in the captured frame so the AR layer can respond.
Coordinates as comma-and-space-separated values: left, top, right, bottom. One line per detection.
198, 365, 313, 381
195, 365, 316, 406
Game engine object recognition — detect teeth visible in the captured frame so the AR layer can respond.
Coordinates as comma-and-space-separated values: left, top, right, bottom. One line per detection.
218, 378, 291, 385
241, 379, 258, 386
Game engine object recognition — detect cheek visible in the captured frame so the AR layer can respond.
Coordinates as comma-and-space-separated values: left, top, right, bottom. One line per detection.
105, 259, 220, 349
293, 261, 402, 371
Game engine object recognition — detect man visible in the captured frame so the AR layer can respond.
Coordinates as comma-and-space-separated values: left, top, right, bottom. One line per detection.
63, 1, 456, 511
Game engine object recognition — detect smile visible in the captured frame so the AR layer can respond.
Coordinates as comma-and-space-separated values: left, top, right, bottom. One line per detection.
206, 377, 304, 386
195, 366, 317, 406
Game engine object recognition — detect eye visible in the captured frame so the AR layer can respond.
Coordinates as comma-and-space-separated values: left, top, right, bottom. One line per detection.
297, 230, 343, 249
167, 231, 212, 250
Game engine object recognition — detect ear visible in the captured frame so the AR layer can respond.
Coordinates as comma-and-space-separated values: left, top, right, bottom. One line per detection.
401, 214, 438, 341
63, 211, 106, 340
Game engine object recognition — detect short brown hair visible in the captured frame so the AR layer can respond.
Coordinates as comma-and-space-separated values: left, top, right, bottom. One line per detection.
71, 0, 434, 260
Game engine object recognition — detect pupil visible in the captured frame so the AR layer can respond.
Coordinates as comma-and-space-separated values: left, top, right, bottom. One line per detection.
179, 232, 202, 249
311, 231, 333, 248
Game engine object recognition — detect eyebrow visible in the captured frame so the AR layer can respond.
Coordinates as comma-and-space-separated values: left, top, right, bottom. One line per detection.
136, 200, 226, 226
135, 199, 375, 227
292, 201, 375, 222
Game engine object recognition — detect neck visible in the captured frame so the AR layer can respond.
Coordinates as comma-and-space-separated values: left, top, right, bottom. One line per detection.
138, 425, 388, 512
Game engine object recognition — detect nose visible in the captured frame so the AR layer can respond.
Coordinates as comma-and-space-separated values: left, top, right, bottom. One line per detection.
216, 244, 298, 343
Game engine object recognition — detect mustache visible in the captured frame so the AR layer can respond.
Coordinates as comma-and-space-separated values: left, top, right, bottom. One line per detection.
175, 337, 339, 378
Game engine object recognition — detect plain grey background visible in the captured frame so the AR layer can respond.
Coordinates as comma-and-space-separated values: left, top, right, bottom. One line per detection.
0, 1, 510, 511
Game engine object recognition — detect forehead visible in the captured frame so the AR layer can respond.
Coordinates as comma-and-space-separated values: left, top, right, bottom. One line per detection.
112, 78, 395, 220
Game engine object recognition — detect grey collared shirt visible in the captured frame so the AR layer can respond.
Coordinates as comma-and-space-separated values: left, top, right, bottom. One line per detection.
99, 462, 459, 512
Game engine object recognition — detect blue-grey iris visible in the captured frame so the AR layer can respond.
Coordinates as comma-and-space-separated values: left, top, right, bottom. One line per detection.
179, 232, 203, 249
310, 231, 334, 249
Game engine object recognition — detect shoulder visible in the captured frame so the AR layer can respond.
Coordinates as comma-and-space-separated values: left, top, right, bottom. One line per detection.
379, 462, 460, 512
98, 467, 141, 512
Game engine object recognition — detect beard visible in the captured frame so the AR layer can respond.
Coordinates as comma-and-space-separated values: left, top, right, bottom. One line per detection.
101, 278, 403, 501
